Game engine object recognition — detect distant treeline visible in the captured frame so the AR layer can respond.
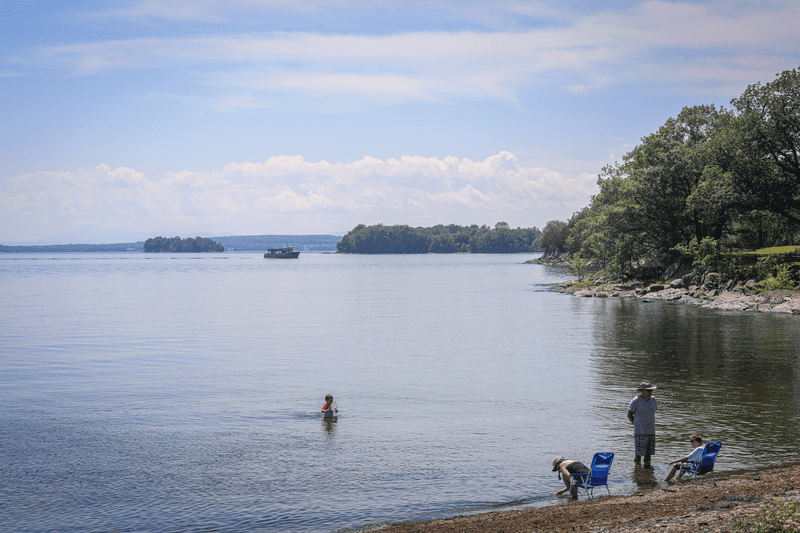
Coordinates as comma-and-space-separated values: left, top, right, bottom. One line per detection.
143, 236, 224, 253
0, 243, 144, 253
336, 223, 543, 254
213, 234, 341, 252
1, 234, 343, 253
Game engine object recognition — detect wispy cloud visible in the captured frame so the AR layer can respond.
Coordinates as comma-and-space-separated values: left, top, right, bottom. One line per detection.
27, 1, 799, 107
0, 153, 598, 240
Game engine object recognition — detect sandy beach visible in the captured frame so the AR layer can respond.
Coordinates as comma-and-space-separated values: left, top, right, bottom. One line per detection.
377, 462, 800, 532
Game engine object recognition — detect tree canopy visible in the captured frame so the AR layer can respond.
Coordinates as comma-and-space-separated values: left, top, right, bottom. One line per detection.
555, 65, 800, 277
336, 223, 543, 254
143, 236, 224, 253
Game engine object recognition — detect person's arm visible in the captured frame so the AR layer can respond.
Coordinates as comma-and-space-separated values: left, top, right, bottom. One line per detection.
555, 464, 572, 495
627, 410, 635, 425
665, 455, 690, 465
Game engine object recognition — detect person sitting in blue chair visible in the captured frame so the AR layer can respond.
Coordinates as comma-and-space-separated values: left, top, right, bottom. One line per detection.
664, 434, 704, 482
552, 456, 590, 499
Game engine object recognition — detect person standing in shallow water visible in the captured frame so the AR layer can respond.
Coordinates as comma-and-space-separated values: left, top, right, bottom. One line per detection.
628, 381, 657, 468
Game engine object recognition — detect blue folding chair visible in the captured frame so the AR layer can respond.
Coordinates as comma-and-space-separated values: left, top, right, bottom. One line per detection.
679, 441, 722, 481
571, 452, 614, 498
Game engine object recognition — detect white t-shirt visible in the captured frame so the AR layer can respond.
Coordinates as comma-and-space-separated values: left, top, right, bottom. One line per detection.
687, 445, 704, 463
628, 395, 657, 435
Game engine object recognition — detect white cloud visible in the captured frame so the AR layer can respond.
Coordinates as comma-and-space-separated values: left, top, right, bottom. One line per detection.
0, 153, 598, 241
29, 1, 800, 104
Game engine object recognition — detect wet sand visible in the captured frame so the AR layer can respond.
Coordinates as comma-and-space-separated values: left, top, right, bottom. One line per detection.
377, 462, 800, 532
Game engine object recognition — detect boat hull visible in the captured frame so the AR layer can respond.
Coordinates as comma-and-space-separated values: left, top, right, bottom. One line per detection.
264, 252, 300, 258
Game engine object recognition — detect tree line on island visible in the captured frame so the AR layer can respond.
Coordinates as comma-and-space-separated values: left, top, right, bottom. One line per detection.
336, 222, 544, 254
143, 236, 224, 253
535, 64, 800, 288
0, 235, 343, 253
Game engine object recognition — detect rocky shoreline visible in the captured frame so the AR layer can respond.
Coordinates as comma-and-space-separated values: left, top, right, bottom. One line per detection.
377, 462, 800, 533
527, 257, 800, 315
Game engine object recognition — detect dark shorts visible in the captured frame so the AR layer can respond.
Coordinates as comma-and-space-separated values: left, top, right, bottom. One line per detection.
635, 434, 656, 457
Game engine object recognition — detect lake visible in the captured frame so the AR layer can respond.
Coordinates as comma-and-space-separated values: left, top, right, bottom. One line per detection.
2, 252, 800, 532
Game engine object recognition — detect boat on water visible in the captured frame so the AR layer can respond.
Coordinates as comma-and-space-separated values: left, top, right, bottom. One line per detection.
264, 245, 300, 259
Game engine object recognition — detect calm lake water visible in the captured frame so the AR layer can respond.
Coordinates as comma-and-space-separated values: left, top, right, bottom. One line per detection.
3, 252, 800, 533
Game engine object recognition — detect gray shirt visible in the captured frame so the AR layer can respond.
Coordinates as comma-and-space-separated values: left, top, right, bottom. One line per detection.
628, 395, 657, 435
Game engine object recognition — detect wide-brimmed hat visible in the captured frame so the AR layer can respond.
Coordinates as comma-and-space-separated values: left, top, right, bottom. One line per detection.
637, 381, 657, 391
552, 456, 565, 471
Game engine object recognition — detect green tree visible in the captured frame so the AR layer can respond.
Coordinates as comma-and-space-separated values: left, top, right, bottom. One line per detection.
540, 220, 568, 255
730, 65, 800, 227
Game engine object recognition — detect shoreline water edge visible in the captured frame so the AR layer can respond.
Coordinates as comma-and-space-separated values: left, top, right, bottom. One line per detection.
375, 461, 800, 533
527, 256, 800, 315
369, 257, 800, 532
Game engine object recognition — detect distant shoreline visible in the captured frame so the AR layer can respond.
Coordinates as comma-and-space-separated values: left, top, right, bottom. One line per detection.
0, 234, 342, 253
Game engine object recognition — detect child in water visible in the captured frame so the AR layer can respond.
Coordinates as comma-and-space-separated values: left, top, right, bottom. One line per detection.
321, 394, 338, 416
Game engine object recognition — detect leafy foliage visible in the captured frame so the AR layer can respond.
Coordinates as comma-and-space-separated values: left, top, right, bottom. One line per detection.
734, 500, 800, 533
672, 237, 723, 272
336, 223, 543, 254
143, 236, 224, 253
559, 65, 800, 278
570, 253, 588, 281
540, 220, 568, 255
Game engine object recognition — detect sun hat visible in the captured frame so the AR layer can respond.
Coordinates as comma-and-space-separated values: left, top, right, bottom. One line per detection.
552, 456, 565, 471
636, 381, 657, 391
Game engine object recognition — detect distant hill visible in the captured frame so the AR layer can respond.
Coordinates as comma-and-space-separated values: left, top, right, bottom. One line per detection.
0, 242, 145, 253
0, 234, 342, 253
213, 235, 341, 252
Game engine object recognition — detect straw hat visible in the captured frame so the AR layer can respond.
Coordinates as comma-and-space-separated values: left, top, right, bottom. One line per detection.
636, 381, 657, 391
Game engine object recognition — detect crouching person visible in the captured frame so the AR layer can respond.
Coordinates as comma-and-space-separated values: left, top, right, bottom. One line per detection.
552, 456, 590, 499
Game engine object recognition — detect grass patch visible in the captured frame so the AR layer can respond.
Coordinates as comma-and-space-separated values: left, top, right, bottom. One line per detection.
745, 245, 800, 256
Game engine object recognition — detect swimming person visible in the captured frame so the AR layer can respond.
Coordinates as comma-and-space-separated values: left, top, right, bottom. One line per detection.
552, 456, 591, 499
321, 394, 338, 416
628, 381, 657, 468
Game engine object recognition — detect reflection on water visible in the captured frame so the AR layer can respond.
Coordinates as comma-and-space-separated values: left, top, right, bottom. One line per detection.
322, 416, 339, 436
3, 254, 800, 533
631, 465, 659, 489
582, 296, 800, 476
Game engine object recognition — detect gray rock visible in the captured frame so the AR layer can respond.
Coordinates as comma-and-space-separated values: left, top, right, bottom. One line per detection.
703, 272, 721, 288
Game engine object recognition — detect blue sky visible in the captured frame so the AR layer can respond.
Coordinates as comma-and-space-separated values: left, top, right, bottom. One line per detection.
2, 0, 799, 243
